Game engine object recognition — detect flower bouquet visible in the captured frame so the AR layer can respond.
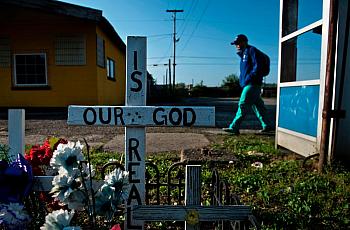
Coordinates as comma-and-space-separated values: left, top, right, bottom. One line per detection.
41, 140, 128, 229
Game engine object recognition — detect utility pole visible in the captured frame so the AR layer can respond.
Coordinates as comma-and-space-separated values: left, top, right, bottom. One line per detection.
166, 9, 183, 93
168, 58, 172, 94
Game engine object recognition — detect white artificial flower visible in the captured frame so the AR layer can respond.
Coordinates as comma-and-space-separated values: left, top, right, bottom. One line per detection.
40, 209, 75, 230
50, 141, 85, 173
51, 168, 81, 202
95, 168, 129, 216
105, 169, 129, 199
105, 168, 129, 187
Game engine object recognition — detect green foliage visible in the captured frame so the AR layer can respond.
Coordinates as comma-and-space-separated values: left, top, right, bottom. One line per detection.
212, 135, 350, 229
190, 82, 208, 97
85, 151, 123, 179
86, 134, 350, 229
221, 74, 241, 97
0, 144, 10, 162
221, 74, 240, 87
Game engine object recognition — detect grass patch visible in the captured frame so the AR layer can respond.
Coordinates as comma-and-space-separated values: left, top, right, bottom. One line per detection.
85, 134, 350, 229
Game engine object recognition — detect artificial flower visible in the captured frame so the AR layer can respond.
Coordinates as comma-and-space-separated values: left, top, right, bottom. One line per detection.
110, 224, 121, 230
0, 203, 31, 229
104, 168, 129, 190
95, 168, 129, 216
25, 138, 67, 175
51, 168, 81, 202
25, 140, 52, 166
65, 190, 86, 211
50, 141, 84, 173
104, 168, 129, 201
40, 209, 75, 230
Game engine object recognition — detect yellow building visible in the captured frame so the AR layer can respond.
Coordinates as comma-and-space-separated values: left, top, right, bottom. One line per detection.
0, 0, 126, 108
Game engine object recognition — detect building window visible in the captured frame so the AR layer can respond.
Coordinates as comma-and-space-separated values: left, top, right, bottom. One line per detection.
0, 38, 10, 68
280, 0, 322, 83
107, 58, 115, 80
55, 36, 86, 65
97, 35, 105, 67
14, 53, 47, 86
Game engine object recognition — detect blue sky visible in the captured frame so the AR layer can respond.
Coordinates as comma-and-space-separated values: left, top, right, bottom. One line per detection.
62, 0, 281, 86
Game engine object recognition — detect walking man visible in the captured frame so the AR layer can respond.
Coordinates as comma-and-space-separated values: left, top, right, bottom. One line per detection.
223, 34, 273, 135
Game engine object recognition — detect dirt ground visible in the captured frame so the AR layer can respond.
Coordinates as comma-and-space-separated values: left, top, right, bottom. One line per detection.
0, 97, 276, 155
0, 119, 227, 154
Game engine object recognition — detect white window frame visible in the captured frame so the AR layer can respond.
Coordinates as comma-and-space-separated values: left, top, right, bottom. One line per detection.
276, 0, 331, 157
13, 53, 48, 87
106, 57, 115, 80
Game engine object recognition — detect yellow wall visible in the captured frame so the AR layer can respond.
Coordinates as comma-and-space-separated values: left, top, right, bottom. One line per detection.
96, 27, 126, 105
0, 6, 125, 107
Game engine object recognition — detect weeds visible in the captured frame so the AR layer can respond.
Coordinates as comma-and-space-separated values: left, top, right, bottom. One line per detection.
81, 135, 350, 229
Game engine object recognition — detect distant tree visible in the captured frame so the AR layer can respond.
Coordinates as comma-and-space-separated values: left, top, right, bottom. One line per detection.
190, 80, 208, 97
176, 82, 186, 89
221, 74, 239, 88
221, 74, 241, 97
196, 80, 205, 87
147, 72, 156, 86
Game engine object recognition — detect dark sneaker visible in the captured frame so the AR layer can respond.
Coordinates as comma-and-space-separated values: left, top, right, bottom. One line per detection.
260, 126, 275, 133
222, 127, 240, 135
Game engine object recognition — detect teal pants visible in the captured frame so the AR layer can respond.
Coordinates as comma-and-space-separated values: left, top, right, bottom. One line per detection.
229, 85, 269, 129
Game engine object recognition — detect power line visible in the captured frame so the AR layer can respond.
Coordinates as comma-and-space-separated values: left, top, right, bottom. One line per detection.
178, 0, 199, 40
148, 62, 320, 66
180, 0, 211, 53
148, 63, 237, 66
148, 55, 232, 59
109, 19, 171, 22
147, 33, 173, 37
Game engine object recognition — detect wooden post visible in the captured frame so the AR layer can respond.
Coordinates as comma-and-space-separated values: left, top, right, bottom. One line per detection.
185, 165, 201, 230
8, 109, 25, 158
125, 36, 147, 230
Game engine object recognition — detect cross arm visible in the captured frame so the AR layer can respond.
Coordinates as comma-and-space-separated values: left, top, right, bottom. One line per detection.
131, 205, 252, 222
68, 106, 215, 127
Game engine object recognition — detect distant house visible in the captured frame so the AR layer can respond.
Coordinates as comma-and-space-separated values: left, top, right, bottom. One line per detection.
0, 0, 126, 108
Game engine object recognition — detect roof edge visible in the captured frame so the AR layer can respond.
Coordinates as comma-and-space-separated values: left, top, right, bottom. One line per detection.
99, 16, 126, 52
0, 0, 102, 21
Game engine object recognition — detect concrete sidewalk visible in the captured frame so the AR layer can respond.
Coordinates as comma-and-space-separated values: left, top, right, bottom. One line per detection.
74, 129, 265, 153
102, 132, 211, 153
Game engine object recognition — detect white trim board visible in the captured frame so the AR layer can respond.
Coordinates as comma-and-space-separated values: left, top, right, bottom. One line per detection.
281, 19, 323, 42
277, 128, 318, 157
279, 79, 320, 87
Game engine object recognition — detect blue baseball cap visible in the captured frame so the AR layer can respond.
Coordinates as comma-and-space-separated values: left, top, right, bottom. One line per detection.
231, 34, 248, 45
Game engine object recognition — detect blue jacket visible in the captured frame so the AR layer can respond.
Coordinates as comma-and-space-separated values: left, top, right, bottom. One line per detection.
237, 45, 264, 88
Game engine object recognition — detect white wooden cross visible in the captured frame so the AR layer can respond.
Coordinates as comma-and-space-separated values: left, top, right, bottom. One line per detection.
67, 36, 218, 230
7, 109, 25, 159
8, 37, 254, 229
